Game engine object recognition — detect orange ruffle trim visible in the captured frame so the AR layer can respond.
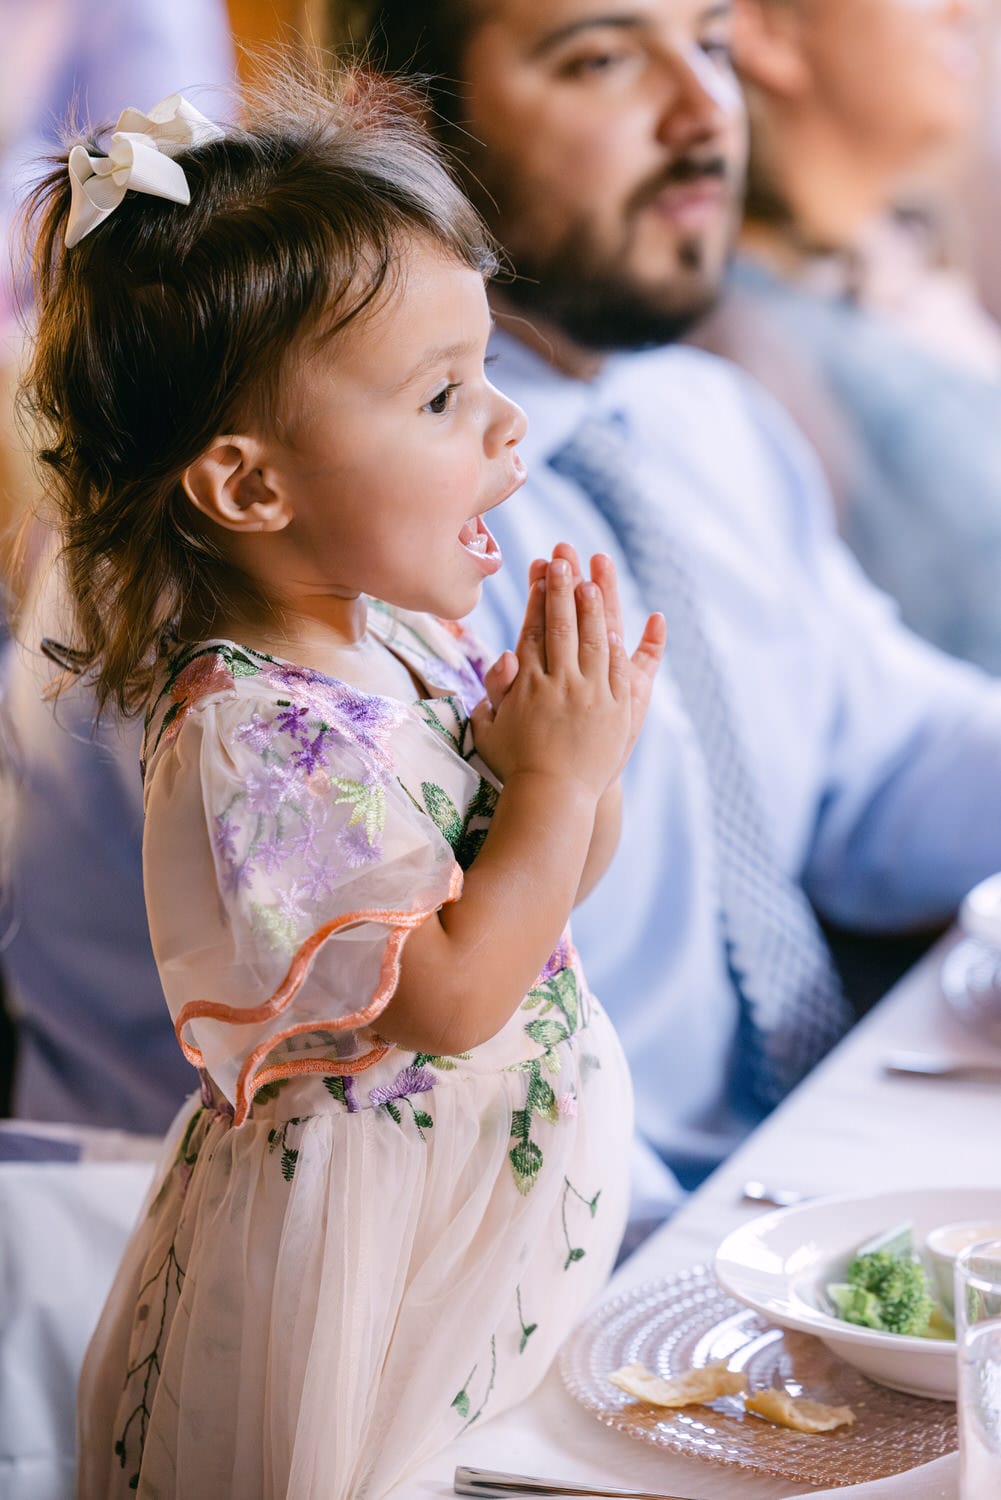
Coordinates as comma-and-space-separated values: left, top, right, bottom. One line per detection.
175, 863, 464, 1125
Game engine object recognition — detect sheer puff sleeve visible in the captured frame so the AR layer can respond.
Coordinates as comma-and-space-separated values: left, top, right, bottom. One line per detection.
142, 676, 462, 1123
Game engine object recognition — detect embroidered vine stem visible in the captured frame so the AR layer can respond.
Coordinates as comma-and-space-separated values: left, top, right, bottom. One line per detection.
113, 1240, 186, 1488
561, 1176, 601, 1270
450, 1335, 497, 1432
515, 1285, 538, 1354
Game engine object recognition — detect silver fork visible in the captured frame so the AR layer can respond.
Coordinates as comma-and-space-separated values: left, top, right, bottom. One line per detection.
454, 1467, 701, 1499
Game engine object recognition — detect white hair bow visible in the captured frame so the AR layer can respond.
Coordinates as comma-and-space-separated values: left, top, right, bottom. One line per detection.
65, 93, 225, 249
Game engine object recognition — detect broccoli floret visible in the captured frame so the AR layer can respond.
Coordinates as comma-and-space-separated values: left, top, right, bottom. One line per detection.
841, 1250, 935, 1336
828, 1282, 884, 1329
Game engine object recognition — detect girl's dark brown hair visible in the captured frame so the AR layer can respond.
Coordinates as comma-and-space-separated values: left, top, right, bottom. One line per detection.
21, 59, 496, 716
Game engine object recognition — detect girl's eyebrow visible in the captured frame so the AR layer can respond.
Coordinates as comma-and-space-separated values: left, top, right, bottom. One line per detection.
393, 322, 496, 391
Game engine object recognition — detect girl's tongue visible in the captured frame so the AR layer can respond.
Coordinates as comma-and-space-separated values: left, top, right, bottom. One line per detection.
458, 515, 502, 574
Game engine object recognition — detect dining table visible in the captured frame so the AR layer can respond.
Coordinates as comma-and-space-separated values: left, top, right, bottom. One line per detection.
386, 931, 1001, 1500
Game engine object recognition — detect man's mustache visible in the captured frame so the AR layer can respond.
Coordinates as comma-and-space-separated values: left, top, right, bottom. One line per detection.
630, 156, 730, 214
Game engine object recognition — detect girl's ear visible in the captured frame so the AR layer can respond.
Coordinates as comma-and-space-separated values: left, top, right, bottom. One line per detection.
732, 0, 812, 99
182, 437, 293, 533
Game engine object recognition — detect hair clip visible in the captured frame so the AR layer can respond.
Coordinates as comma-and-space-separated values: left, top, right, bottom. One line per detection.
65, 93, 225, 249
39, 638, 88, 673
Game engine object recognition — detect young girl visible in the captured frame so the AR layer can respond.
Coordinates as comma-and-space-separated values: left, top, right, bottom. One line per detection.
23, 67, 664, 1500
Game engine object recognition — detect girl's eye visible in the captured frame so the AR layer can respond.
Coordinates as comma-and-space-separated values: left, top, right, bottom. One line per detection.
424, 383, 459, 415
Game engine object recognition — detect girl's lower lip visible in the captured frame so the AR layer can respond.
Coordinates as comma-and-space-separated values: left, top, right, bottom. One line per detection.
459, 514, 503, 575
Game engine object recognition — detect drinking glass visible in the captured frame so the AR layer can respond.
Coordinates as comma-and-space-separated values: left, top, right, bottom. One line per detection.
956, 1236, 1001, 1498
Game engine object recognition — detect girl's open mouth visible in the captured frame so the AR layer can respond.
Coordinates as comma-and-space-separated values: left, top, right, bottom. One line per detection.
458, 515, 502, 575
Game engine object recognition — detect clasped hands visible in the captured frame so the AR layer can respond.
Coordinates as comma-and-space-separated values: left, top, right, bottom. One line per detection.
471, 544, 666, 800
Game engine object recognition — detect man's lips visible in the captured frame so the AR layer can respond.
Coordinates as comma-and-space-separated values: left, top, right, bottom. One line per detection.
648, 178, 728, 231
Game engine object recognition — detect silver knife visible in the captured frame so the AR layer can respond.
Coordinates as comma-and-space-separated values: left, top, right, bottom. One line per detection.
883, 1052, 1001, 1083
454, 1466, 701, 1499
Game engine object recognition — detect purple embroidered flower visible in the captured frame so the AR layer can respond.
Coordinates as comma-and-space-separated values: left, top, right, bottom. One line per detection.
368, 1065, 435, 1106
288, 817, 324, 863
338, 821, 382, 868
539, 935, 571, 983
236, 712, 277, 754
423, 655, 484, 714
223, 858, 254, 896
244, 761, 303, 815
274, 879, 308, 930
291, 730, 330, 775
299, 855, 339, 903
253, 835, 290, 876
213, 814, 239, 865
276, 703, 311, 743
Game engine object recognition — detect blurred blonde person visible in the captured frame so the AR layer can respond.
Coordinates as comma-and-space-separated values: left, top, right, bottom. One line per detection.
696, 0, 1001, 670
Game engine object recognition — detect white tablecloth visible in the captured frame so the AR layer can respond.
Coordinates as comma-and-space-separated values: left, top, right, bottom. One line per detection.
387, 933, 1000, 1499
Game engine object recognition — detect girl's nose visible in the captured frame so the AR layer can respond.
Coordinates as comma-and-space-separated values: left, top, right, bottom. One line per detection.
487, 389, 527, 454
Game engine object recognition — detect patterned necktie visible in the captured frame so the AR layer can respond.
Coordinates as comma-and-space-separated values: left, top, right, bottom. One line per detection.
550, 413, 852, 1110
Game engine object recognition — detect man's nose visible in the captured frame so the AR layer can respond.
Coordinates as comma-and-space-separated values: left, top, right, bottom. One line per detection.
653, 48, 734, 154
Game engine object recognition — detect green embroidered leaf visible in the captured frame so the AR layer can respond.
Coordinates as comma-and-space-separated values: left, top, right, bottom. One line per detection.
525, 1018, 569, 1050
549, 968, 579, 1031
251, 901, 300, 955
455, 826, 488, 871
526, 1070, 559, 1124
229, 653, 261, 678
467, 777, 498, 822
588, 1190, 602, 1218
413, 1051, 458, 1071
254, 1079, 283, 1104
281, 1146, 298, 1182
332, 778, 386, 844
322, 1076, 349, 1105
509, 1140, 544, 1195
384, 1101, 402, 1125
519, 1322, 538, 1354
129, 1475, 139, 1491
114, 1441, 125, 1459
564, 1247, 586, 1269
413, 1110, 434, 1131
510, 1108, 529, 1142
421, 781, 463, 849
451, 1390, 471, 1420
420, 701, 462, 753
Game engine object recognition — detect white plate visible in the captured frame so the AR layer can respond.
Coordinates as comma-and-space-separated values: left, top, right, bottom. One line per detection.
715, 1186, 1001, 1401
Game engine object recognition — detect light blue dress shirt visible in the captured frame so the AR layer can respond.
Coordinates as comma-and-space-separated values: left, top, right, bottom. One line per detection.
473, 331, 1001, 1188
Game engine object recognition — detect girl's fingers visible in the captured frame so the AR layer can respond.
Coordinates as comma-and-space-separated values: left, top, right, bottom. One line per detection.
484, 650, 519, 709
591, 553, 625, 642
552, 540, 583, 586
516, 576, 547, 672
545, 557, 578, 674
576, 579, 609, 674
608, 630, 631, 702
528, 557, 548, 586
632, 613, 667, 679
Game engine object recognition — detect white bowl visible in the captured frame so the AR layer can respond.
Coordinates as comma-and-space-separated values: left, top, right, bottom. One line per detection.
715, 1186, 1001, 1401
925, 1219, 1001, 1316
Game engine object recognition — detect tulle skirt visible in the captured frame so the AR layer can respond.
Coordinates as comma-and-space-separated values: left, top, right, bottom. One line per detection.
77, 1003, 631, 1500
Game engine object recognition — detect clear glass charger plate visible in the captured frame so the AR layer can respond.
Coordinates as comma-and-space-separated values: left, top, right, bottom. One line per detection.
559, 1264, 957, 1488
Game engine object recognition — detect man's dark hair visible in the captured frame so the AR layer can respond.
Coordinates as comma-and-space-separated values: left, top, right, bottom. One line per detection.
330, 2, 483, 129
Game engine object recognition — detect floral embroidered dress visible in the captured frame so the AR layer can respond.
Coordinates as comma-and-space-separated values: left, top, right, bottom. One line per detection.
77, 602, 632, 1500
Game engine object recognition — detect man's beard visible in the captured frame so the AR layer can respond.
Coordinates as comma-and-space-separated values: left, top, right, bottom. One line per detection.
471, 154, 736, 352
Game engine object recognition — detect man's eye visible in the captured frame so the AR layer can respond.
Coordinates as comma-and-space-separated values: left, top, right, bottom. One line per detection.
701, 37, 733, 65
424, 384, 459, 415
561, 50, 631, 79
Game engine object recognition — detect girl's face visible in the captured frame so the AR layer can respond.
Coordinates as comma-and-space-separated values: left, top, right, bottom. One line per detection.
273, 239, 527, 622
797, 0, 978, 168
